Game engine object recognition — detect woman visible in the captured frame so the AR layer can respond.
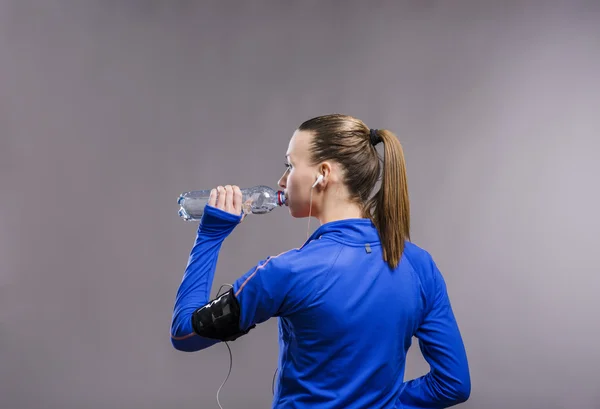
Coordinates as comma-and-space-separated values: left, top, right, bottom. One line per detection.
170, 114, 471, 408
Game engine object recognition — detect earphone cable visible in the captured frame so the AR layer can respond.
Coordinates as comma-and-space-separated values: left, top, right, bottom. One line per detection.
216, 341, 233, 409
215, 284, 234, 409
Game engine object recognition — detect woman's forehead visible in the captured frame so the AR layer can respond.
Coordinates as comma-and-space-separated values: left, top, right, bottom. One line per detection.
286, 130, 313, 160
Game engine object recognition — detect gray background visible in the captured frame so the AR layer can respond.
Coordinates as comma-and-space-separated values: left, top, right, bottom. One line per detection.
2, 1, 599, 409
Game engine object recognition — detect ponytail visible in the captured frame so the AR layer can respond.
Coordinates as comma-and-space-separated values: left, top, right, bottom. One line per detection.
298, 114, 411, 269
371, 129, 411, 270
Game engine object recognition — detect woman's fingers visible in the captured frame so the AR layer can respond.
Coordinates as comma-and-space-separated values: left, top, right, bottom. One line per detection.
208, 188, 217, 207
232, 185, 243, 215
216, 186, 226, 209
224, 185, 234, 213
209, 185, 242, 218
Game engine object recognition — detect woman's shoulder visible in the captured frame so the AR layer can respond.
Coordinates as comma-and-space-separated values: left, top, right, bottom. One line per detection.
403, 241, 435, 263
402, 241, 447, 290
265, 237, 345, 275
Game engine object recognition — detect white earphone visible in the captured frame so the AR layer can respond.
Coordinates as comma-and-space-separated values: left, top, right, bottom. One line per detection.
312, 174, 324, 188
306, 174, 324, 240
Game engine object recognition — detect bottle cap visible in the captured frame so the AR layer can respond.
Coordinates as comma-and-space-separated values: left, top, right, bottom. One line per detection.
277, 191, 286, 206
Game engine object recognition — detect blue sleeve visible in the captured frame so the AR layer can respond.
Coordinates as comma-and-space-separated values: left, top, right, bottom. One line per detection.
170, 205, 242, 352
399, 254, 471, 408
232, 250, 296, 332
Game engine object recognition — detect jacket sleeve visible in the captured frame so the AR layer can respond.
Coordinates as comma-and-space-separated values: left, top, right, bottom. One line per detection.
398, 253, 471, 408
232, 249, 296, 332
170, 205, 242, 352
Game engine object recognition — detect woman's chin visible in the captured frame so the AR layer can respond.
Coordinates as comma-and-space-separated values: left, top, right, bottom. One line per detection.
288, 204, 309, 219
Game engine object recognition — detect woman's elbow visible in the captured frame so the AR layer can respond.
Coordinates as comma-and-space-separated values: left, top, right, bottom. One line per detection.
170, 325, 200, 352
452, 372, 471, 404
438, 368, 471, 405
170, 333, 219, 352
171, 337, 199, 352
170, 317, 200, 352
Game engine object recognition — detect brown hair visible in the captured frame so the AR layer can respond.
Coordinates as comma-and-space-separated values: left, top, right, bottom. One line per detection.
298, 114, 410, 269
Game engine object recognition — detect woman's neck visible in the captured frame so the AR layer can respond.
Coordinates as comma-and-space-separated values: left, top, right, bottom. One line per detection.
316, 200, 366, 225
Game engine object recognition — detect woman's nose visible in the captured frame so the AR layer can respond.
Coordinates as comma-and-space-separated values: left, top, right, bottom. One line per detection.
278, 174, 286, 189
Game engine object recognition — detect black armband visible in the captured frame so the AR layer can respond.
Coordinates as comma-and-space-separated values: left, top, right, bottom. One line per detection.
191, 288, 255, 342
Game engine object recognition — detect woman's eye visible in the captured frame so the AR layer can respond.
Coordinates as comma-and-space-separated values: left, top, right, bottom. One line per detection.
284, 163, 292, 170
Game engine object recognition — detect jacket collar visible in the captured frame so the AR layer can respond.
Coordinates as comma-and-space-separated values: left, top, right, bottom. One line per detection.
303, 218, 381, 247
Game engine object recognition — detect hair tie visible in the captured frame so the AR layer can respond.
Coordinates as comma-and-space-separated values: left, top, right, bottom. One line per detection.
369, 128, 382, 146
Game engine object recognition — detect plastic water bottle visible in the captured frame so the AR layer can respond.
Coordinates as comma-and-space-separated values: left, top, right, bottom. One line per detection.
177, 185, 286, 221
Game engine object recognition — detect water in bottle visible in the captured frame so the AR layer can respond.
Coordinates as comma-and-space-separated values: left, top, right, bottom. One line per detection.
177, 185, 286, 221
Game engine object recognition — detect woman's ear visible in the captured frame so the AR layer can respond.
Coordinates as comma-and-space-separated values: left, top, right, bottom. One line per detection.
319, 162, 333, 186
312, 174, 324, 188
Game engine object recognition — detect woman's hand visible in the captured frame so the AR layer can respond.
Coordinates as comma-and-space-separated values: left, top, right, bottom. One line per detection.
208, 185, 244, 218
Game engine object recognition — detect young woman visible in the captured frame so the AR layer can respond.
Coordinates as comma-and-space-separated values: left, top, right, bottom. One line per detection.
170, 114, 471, 408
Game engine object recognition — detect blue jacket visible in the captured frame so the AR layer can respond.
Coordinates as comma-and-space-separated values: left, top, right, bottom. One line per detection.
171, 205, 471, 408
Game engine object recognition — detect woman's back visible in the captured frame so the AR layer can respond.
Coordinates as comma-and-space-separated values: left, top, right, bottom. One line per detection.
259, 218, 469, 409
273, 218, 418, 408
